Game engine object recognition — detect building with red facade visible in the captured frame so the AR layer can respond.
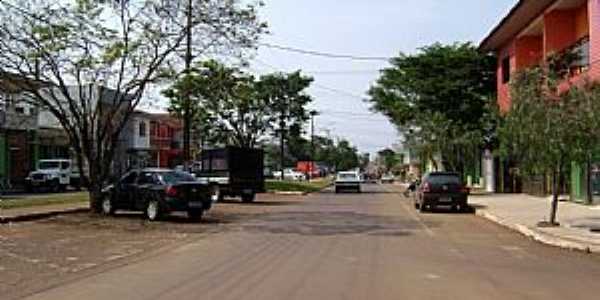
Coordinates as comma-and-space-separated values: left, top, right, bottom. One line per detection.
149, 114, 183, 168
481, 0, 598, 199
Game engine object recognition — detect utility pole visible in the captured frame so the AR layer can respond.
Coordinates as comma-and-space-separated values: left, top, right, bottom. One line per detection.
279, 117, 285, 181
309, 110, 317, 181
183, 0, 193, 169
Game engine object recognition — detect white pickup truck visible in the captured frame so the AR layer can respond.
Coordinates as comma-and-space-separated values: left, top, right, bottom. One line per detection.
25, 159, 82, 192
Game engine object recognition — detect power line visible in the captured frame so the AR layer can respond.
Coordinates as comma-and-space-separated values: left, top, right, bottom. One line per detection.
259, 42, 391, 62
312, 83, 366, 100
253, 58, 369, 101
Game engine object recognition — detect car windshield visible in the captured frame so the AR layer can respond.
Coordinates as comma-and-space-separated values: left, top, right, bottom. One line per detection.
39, 161, 60, 169
158, 171, 196, 184
337, 173, 358, 180
427, 174, 461, 185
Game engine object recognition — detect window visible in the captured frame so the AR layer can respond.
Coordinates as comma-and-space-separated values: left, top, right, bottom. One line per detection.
150, 121, 157, 136
121, 171, 138, 184
139, 121, 147, 137
39, 161, 60, 169
502, 57, 511, 84
158, 171, 196, 184
138, 172, 157, 184
61, 161, 70, 170
15, 106, 25, 114
570, 37, 590, 75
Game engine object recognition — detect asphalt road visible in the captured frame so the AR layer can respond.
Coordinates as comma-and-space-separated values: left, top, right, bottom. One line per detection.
20, 184, 600, 300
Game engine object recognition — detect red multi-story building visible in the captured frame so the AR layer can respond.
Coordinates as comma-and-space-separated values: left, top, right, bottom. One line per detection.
481, 0, 595, 112
149, 114, 183, 168
481, 0, 598, 198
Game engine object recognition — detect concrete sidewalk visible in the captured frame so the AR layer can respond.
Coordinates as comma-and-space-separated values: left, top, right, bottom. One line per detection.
0, 201, 88, 223
470, 193, 600, 253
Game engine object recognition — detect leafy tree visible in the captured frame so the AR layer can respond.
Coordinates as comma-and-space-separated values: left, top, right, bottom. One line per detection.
0, 0, 263, 211
255, 71, 313, 179
498, 54, 600, 224
163, 60, 271, 148
368, 43, 495, 173
332, 140, 359, 171
377, 148, 399, 173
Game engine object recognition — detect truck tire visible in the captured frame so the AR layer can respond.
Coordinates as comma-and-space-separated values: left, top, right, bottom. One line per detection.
72, 180, 82, 191
51, 180, 61, 193
25, 183, 33, 193
241, 192, 255, 203
188, 209, 204, 222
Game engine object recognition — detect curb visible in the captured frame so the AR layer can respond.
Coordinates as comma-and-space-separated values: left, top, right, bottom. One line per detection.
0, 207, 89, 224
271, 191, 309, 196
475, 209, 598, 254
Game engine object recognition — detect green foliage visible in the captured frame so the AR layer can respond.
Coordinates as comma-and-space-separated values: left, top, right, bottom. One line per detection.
368, 42, 496, 172
255, 71, 314, 133
0, 0, 265, 211
163, 61, 314, 149
263, 134, 362, 171
498, 53, 600, 222
377, 148, 399, 172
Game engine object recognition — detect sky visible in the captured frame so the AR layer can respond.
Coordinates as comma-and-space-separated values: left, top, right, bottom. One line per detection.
250, 0, 518, 155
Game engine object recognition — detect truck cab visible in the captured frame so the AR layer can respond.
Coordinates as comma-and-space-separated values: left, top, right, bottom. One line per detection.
25, 159, 81, 192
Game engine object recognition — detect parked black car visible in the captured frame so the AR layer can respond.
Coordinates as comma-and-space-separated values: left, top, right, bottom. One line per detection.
100, 168, 219, 221
414, 172, 469, 213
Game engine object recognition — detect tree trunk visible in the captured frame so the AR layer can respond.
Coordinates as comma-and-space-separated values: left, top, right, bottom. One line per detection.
88, 182, 104, 213
280, 128, 285, 181
549, 166, 560, 225
586, 157, 593, 205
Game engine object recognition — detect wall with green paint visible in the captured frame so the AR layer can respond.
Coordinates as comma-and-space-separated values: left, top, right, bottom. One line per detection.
571, 163, 584, 202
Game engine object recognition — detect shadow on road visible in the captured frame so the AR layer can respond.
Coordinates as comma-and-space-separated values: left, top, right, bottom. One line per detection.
217, 199, 302, 206
242, 211, 439, 237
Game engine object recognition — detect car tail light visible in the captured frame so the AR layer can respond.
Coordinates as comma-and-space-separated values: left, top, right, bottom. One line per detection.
421, 182, 431, 193
461, 186, 470, 194
165, 186, 178, 197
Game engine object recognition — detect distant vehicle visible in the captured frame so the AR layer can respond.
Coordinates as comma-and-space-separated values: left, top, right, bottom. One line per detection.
380, 174, 395, 184
195, 147, 265, 203
296, 161, 320, 179
335, 171, 361, 193
100, 168, 219, 221
25, 159, 81, 192
413, 172, 469, 213
273, 168, 307, 181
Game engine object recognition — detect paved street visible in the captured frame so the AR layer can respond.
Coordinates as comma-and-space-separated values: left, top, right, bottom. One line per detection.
4, 184, 600, 300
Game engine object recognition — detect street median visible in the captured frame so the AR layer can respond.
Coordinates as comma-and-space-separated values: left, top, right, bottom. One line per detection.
0, 192, 89, 223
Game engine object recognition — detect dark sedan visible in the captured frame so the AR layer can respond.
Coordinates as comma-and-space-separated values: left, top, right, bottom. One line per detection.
414, 172, 469, 213
100, 169, 220, 221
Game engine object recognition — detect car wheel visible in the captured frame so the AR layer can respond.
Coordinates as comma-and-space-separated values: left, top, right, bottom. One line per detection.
241, 192, 255, 203
145, 199, 162, 221
335, 187, 340, 193
414, 201, 420, 210
188, 209, 204, 221
51, 181, 61, 193
101, 196, 115, 216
